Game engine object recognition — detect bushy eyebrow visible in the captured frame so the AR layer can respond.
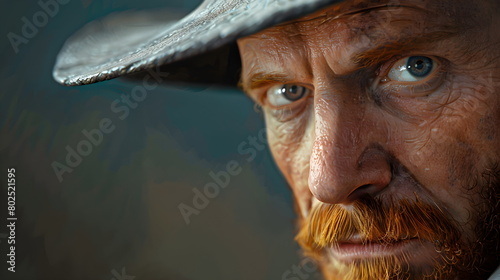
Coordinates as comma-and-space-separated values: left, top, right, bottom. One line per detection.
353, 30, 459, 69
238, 72, 293, 93
240, 29, 459, 93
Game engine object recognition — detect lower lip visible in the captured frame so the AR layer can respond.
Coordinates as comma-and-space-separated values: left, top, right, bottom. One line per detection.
329, 239, 419, 261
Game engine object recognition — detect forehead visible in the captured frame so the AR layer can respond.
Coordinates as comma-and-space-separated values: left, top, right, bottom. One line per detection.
237, 0, 489, 91
242, 0, 480, 42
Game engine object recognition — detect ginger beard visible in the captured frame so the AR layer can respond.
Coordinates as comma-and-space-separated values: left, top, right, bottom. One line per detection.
294, 166, 500, 280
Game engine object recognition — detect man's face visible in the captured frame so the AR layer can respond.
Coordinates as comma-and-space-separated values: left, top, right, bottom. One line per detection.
237, 0, 500, 279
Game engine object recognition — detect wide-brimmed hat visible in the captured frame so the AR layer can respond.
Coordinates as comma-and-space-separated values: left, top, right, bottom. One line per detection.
53, 0, 342, 87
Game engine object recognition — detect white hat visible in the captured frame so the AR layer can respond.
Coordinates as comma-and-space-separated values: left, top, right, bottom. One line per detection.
53, 0, 341, 86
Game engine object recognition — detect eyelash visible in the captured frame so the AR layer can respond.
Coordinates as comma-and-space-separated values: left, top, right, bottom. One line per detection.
259, 83, 313, 108
258, 85, 313, 121
376, 55, 403, 77
374, 56, 448, 98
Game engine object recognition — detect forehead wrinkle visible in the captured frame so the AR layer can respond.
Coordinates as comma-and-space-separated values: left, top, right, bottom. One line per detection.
248, 0, 478, 41
352, 29, 459, 69
274, 0, 432, 27
240, 0, 481, 92
240, 24, 314, 92
259, 3, 453, 79
322, 6, 466, 76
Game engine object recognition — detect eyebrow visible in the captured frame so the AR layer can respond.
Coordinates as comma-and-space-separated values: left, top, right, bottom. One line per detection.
353, 30, 459, 69
238, 72, 294, 93
240, 29, 459, 93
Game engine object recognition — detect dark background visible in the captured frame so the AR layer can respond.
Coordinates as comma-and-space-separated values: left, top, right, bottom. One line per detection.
0, 0, 322, 279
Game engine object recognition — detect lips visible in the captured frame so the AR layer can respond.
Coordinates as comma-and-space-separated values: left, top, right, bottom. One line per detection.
328, 234, 420, 262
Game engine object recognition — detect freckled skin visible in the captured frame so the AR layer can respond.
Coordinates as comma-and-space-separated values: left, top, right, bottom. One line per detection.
238, 0, 500, 278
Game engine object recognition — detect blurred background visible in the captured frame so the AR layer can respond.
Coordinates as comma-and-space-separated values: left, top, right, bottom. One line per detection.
0, 0, 322, 279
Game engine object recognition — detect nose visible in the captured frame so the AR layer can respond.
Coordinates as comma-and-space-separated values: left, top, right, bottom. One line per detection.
308, 97, 392, 205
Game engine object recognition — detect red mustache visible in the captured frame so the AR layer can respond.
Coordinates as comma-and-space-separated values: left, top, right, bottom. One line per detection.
296, 196, 462, 259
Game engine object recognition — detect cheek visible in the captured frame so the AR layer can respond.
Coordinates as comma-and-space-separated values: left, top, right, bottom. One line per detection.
265, 108, 315, 218
398, 78, 500, 226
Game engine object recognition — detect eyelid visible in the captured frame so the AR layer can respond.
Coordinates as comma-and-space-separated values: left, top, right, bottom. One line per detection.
376, 55, 404, 78
263, 83, 313, 110
379, 55, 442, 83
375, 57, 447, 97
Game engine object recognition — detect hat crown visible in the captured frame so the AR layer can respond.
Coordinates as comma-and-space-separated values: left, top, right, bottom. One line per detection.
53, 0, 340, 86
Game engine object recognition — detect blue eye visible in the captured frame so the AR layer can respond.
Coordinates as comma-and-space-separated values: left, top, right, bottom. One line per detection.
407, 56, 433, 77
387, 56, 437, 82
267, 84, 309, 107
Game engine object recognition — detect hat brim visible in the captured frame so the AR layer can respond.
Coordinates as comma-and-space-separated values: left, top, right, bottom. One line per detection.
53, 0, 341, 86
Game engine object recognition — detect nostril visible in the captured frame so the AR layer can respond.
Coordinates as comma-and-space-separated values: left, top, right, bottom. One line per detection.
348, 184, 380, 201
